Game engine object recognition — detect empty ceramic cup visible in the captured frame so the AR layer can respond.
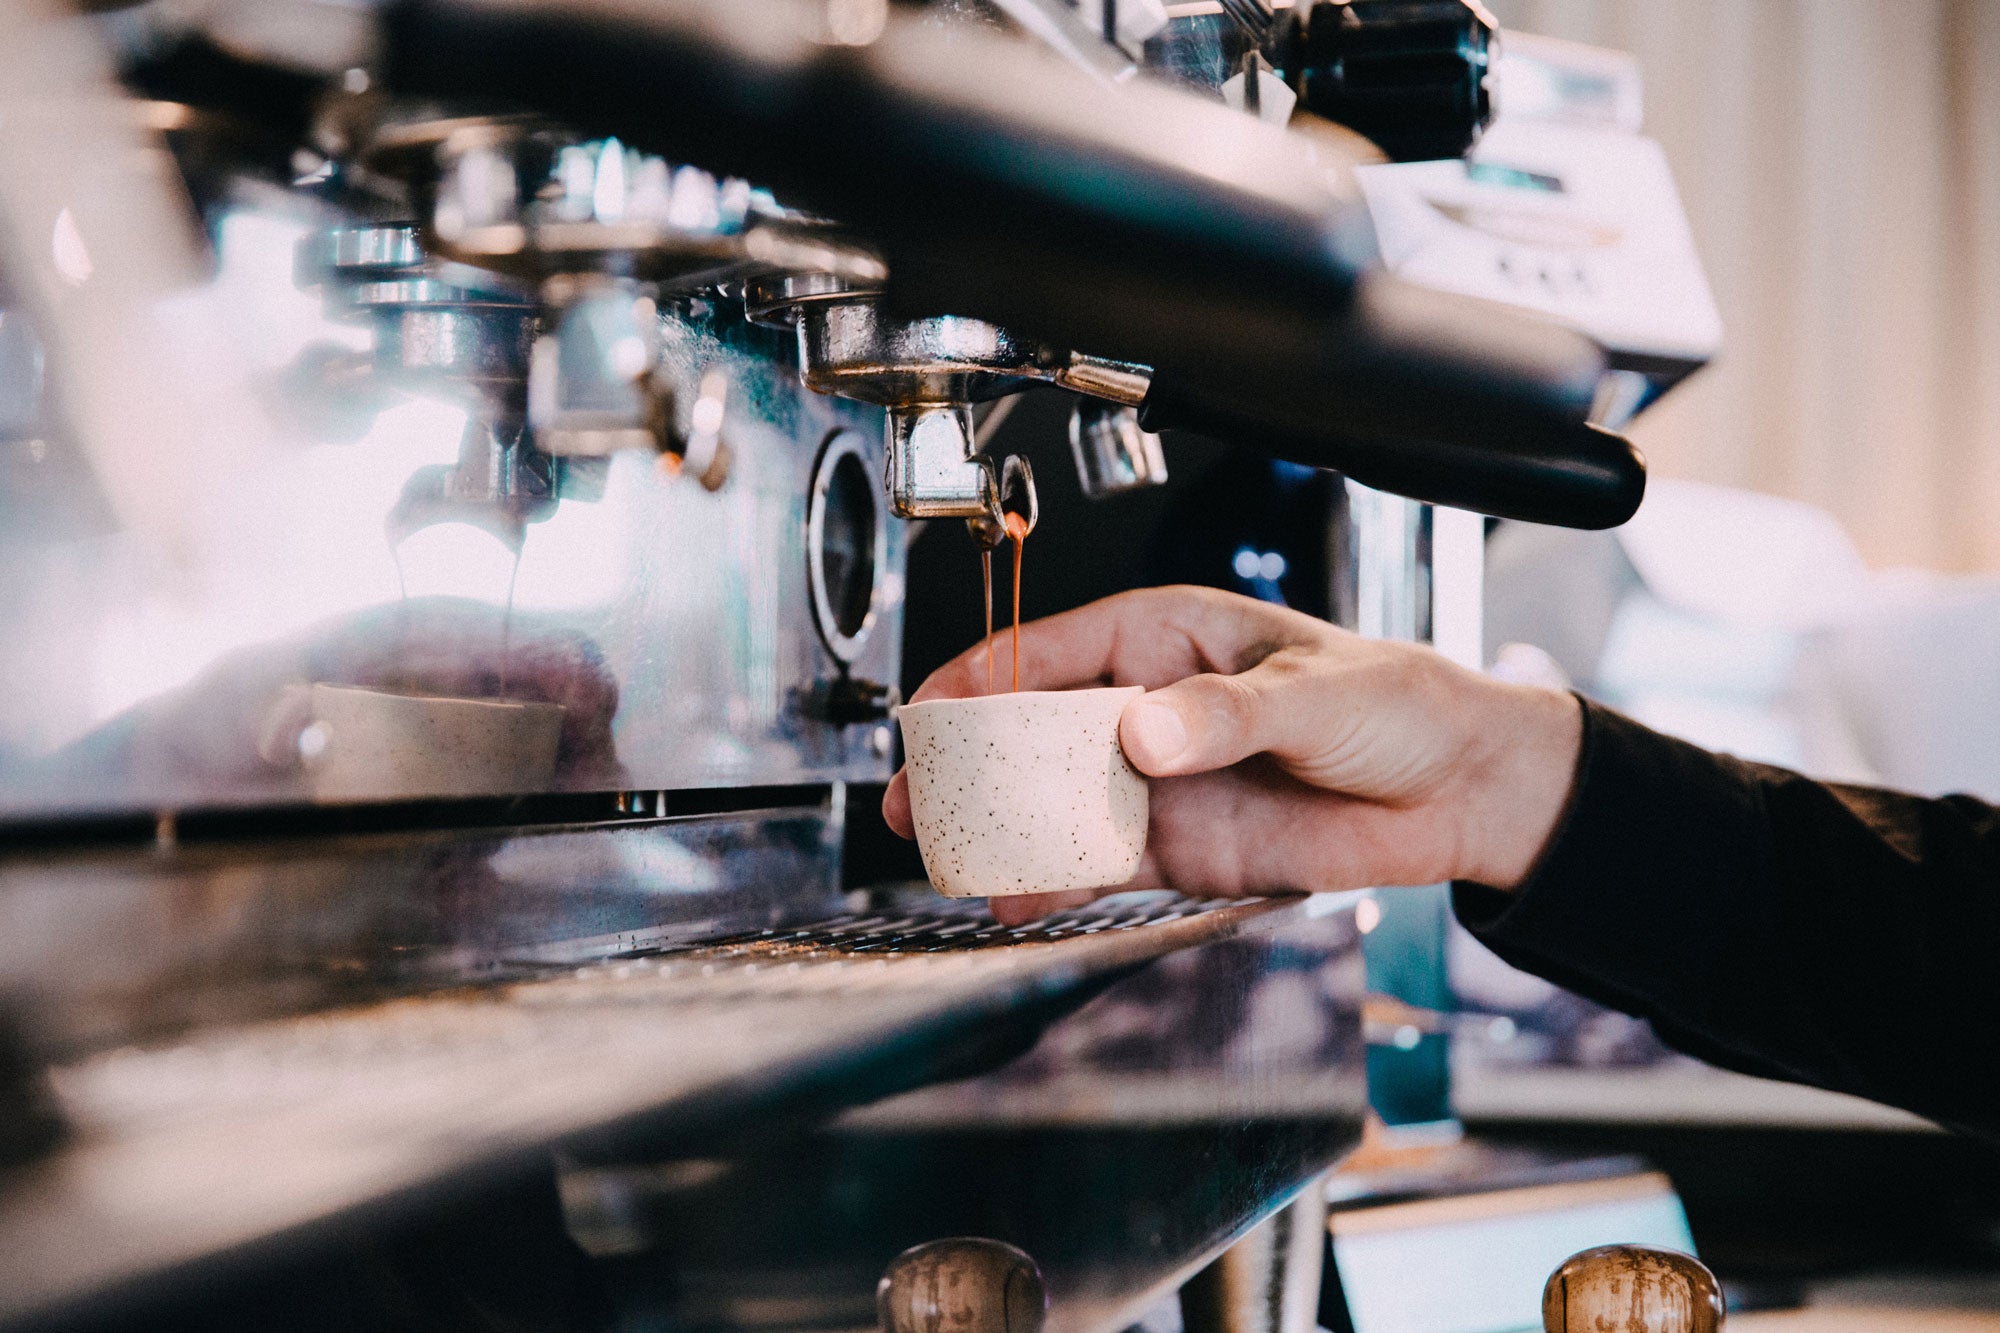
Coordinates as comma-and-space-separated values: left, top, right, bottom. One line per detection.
898, 685, 1148, 898
296, 683, 564, 802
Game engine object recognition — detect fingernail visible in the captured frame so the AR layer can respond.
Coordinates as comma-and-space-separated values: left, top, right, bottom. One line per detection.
1123, 698, 1188, 766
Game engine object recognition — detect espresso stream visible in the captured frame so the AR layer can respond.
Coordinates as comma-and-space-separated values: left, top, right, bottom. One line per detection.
388, 533, 526, 697
981, 511, 1032, 694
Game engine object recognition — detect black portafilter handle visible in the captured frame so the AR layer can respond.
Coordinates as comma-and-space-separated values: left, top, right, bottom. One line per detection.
1138, 380, 1644, 529
1137, 274, 1644, 529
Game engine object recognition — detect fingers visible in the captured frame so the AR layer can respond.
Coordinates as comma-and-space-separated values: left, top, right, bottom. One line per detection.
908, 586, 1325, 704
1120, 654, 1316, 777
907, 594, 1141, 703
1141, 763, 1458, 895
987, 889, 1100, 926
882, 769, 913, 839
885, 587, 1357, 910
984, 856, 1166, 925
898, 589, 1261, 847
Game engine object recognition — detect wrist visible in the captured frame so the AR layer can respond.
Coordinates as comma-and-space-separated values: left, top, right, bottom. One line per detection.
1454, 682, 1585, 890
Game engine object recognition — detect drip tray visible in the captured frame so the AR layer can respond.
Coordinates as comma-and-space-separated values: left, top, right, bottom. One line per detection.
0, 893, 1295, 1330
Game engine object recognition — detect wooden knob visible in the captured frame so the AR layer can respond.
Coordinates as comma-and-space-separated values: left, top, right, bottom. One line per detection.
1543, 1245, 1724, 1333
878, 1238, 1047, 1333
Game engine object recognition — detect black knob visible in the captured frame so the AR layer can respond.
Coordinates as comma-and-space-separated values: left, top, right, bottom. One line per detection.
1278, 0, 1496, 161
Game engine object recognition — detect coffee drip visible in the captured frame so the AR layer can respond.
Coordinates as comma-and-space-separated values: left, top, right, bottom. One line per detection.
975, 457, 1037, 695
389, 530, 528, 700
1004, 512, 1028, 693
972, 510, 1032, 688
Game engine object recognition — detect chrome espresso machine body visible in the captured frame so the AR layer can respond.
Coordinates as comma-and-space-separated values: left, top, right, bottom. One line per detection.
0, 1, 1712, 1329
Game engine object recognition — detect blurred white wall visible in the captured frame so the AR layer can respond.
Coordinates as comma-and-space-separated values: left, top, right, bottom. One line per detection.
1488, 0, 2000, 573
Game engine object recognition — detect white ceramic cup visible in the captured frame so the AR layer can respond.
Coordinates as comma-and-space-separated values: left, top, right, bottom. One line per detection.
294, 683, 565, 802
898, 685, 1148, 898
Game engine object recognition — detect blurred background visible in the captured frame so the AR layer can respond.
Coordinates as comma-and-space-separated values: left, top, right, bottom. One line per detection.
1492, 0, 2000, 576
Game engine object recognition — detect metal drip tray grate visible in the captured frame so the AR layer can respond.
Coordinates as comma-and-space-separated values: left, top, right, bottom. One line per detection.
508, 898, 1248, 1008
655, 898, 1238, 956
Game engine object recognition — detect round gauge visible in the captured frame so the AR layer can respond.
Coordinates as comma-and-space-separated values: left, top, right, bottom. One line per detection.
807, 431, 885, 663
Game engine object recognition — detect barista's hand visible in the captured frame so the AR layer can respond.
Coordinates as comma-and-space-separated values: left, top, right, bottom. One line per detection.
882, 586, 1582, 925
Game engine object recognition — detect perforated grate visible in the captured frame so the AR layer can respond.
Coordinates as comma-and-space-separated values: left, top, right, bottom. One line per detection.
637, 896, 1241, 959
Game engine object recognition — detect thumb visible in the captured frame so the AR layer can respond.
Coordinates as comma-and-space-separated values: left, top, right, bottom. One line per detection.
1119, 661, 1301, 777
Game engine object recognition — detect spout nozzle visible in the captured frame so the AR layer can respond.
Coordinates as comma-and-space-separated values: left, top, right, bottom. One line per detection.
886, 405, 994, 519
1069, 401, 1168, 498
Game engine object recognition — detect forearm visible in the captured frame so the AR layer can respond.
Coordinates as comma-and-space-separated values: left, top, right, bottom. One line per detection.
1455, 700, 2000, 1135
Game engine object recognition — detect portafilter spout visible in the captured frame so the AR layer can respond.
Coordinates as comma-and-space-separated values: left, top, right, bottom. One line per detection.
744, 275, 1036, 523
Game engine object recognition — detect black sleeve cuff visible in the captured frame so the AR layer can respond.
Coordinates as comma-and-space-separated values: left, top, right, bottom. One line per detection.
1450, 696, 2000, 1132
1450, 697, 1778, 1035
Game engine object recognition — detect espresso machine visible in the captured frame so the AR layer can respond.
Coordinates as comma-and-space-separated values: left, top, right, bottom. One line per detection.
0, 0, 1718, 1328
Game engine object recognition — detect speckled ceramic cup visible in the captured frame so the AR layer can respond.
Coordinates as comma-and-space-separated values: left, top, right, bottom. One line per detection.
302, 684, 564, 802
898, 685, 1148, 898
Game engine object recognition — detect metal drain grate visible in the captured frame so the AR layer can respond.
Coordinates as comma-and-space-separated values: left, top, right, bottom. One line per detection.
637, 896, 1240, 959
502, 898, 1264, 1010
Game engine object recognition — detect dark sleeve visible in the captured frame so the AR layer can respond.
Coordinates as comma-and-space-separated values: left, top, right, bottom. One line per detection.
1453, 699, 2000, 1136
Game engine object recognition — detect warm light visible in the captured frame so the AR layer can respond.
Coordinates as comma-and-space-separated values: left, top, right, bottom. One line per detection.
1355, 897, 1382, 933
824, 0, 888, 45
51, 208, 92, 286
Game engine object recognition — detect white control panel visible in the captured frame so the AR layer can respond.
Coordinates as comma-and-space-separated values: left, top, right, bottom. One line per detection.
1354, 36, 1722, 382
